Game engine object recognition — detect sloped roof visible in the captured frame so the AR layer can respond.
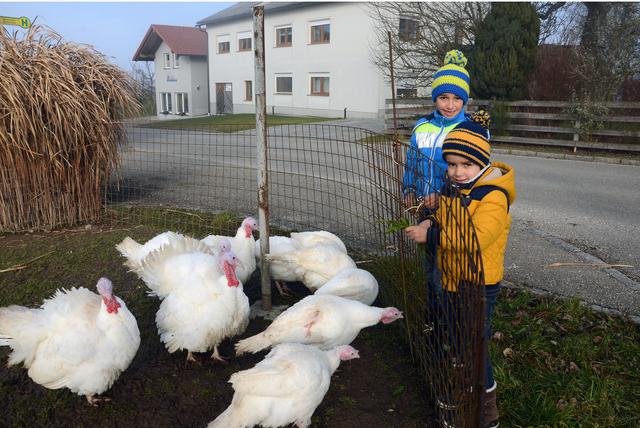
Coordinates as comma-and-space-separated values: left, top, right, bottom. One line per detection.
197, 2, 329, 26
133, 25, 207, 61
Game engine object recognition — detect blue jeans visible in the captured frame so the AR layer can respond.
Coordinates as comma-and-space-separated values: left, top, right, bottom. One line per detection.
484, 284, 501, 390
426, 281, 501, 391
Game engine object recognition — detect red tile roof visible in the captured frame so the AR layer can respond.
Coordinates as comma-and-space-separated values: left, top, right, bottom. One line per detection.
133, 24, 207, 61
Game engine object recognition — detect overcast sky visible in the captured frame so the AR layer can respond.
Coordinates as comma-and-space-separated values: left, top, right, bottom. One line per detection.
1, 1, 233, 71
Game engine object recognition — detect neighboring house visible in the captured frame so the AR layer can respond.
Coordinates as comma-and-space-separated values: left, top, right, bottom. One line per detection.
196, 2, 392, 118
133, 25, 209, 118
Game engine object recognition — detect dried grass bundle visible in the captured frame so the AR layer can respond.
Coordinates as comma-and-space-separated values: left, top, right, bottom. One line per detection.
0, 25, 140, 232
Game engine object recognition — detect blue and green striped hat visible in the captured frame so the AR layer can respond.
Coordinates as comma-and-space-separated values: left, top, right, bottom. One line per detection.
431, 50, 470, 104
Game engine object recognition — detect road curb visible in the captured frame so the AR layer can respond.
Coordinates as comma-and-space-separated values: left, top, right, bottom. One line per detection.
494, 148, 640, 166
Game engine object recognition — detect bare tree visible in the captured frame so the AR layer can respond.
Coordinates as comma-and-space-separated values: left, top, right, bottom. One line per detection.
367, 2, 489, 94
575, 2, 640, 101
534, 2, 584, 44
130, 61, 156, 116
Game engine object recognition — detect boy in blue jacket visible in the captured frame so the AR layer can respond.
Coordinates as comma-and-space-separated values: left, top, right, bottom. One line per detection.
403, 50, 473, 297
402, 49, 472, 214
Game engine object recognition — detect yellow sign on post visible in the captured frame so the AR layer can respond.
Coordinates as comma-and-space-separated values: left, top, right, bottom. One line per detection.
0, 16, 32, 29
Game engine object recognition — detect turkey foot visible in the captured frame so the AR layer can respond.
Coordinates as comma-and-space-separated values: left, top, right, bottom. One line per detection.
275, 281, 293, 296
211, 346, 229, 364
86, 394, 111, 407
186, 351, 201, 365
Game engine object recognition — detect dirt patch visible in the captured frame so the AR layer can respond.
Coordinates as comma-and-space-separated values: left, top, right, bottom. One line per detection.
0, 226, 433, 427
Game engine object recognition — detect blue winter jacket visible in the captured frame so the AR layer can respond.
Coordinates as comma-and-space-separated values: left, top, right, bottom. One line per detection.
402, 109, 469, 198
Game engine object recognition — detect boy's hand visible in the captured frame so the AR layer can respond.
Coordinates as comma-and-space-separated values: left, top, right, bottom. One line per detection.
405, 220, 432, 244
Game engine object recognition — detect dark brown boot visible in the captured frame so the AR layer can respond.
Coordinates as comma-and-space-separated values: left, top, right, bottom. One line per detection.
484, 381, 499, 427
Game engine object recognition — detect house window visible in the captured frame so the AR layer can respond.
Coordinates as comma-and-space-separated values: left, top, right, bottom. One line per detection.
310, 75, 329, 96
276, 26, 292, 47
238, 37, 251, 51
275, 75, 293, 94
399, 18, 418, 41
218, 41, 230, 54
176, 92, 188, 114
310, 21, 330, 44
160, 92, 172, 113
245, 81, 253, 101
237, 31, 252, 52
173, 54, 181, 68
217, 35, 230, 54
163, 53, 171, 69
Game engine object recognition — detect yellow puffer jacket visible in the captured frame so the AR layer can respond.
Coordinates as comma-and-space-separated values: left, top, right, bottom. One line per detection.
433, 162, 516, 291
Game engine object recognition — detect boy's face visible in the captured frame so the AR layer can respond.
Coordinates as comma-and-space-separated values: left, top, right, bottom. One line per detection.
445, 154, 482, 184
435, 93, 464, 118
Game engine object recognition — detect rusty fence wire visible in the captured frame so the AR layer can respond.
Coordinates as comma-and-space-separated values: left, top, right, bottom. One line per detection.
106, 121, 486, 427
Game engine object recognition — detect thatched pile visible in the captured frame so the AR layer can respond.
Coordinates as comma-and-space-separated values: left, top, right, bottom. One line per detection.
0, 26, 140, 232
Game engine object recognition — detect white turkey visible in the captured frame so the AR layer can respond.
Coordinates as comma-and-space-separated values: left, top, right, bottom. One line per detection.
201, 216, 258, 284
140, 239, 249, 362
264, 243, 357, 293
314, 267, 379, 305
289, 230, 347, 254
136, 236, 228, 300
235, 294, 402, 355
0, 278, 140, 406
209, 343, 360, 428
255, 235, 302, 296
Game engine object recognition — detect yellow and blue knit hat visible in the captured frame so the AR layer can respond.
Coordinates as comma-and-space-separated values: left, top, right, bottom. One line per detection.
442, 110, 491, 168
431, 50, 470, 104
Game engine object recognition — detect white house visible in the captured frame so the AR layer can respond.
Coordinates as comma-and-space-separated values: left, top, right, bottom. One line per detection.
196, 2, 392, 119
133, 25, 209, 118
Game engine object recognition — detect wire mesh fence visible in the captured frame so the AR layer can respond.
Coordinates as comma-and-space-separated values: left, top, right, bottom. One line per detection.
104, 121, 486, 427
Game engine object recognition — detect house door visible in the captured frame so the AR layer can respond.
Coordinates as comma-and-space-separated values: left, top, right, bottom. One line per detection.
215, 83, 233, 114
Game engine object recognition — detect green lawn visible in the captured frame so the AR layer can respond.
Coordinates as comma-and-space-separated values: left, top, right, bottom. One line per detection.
143, 113, 339, 131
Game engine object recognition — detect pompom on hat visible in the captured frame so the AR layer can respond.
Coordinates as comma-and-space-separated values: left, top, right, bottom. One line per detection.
442, 110, 491, 169
431, 49, 470, 104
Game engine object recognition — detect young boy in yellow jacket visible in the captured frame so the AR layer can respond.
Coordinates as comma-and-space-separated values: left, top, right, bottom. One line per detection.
405, 113, 516, 428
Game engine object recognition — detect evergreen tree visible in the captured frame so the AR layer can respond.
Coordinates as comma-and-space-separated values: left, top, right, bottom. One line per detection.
469, 2, 540, 100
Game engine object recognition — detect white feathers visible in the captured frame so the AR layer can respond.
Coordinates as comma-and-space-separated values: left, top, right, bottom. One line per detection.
235, 294, 401, 355
0, 279, 140, 398
136, 236, 215, 299
116, 231, 186, 273
314, 267, 379, 305
137, 238, 249, 357
208, 343, 359, 428
264, 244, 356, 291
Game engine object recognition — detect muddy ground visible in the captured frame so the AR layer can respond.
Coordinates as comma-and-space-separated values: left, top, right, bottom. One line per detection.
0, 225, 433, 427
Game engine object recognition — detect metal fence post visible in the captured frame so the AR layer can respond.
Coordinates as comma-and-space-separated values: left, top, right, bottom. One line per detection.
253, 4, 271, 310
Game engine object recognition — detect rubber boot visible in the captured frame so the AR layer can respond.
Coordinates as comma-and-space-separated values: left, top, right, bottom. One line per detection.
484, 381, 499, 428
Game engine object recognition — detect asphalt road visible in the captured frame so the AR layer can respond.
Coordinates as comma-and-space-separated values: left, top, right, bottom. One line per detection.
116, 122, 640, 320
494, 153, 640, 320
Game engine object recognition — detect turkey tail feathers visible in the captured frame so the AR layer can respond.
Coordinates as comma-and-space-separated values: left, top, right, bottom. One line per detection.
0, 306, 40, 365
138, 237, 213, 298
235, 333, 271, 355
115, 237, 142, 270
0, 306, 34, 342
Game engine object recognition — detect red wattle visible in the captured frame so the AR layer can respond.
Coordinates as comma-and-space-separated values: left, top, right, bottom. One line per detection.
102, 296, 121, 314
223, 261, 240, 287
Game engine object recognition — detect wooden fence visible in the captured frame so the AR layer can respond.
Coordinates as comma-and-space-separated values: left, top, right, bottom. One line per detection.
384, 99, 640, 153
